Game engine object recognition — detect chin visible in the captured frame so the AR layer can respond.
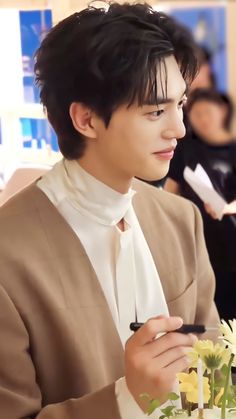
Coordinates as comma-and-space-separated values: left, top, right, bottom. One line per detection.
136, 168, 169, 182
136, 174, 166, 182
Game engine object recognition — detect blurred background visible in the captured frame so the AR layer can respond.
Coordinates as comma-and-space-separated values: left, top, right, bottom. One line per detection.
0, 0, 235, 188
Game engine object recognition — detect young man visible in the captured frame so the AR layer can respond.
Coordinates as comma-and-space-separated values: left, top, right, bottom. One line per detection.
0, 3, 219, 419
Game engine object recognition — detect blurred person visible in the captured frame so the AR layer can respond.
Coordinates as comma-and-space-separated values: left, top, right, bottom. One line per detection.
182, 46, 216, 139
165, 88, 236, 321
0, 4, 219, 419
190, 46, 216, 91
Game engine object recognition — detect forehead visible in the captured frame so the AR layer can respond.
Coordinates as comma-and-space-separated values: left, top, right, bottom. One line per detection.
111, 55, 186, 118
156, 55, 186, 102
190, 100, 222, 111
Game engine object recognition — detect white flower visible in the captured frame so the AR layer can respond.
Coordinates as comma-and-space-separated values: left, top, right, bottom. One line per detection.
219, 319, 236, 357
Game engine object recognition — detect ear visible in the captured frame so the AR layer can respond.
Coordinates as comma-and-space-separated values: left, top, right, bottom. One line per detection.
69, 102, 97, 139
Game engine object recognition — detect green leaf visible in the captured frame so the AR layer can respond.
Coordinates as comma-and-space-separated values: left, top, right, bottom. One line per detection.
168, 392, 180, 401
139, 393, 151, 401
175, 409, 187, 415
147, 399, 160, 415
159, 415, 166, 419
226, 395, 236, 408
160, 405, 175, 417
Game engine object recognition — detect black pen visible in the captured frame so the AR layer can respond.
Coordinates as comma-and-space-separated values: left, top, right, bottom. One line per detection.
129, 322, 218, 334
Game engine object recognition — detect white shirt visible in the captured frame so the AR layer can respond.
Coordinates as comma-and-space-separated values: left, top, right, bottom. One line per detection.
37, 159, 171, 418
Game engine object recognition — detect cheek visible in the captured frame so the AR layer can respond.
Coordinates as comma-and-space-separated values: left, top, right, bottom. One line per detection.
105, 116, 159, 162
190, 115, 206, 130
115, 123, 150, 152
214, 111, 225, 126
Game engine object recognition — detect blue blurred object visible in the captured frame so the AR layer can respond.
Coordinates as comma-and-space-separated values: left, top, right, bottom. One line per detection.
19, 10, 59, 152
171, 6, 227, 92
20, 118, 59, 152
20, 9, 52, 103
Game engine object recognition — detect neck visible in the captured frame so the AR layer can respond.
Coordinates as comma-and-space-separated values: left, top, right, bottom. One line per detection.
77, 157, 132, 194
117, 218, 125, 232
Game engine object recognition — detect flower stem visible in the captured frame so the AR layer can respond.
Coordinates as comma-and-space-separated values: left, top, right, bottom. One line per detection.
209, 368, 215, 409
221, 353, 234, 419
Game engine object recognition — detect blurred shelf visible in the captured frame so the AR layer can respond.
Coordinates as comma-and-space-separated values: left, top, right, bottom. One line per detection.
0, 0, 50, 9
0, 103, 45, 119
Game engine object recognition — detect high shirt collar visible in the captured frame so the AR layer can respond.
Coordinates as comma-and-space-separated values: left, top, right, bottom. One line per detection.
57, 159, 136, 226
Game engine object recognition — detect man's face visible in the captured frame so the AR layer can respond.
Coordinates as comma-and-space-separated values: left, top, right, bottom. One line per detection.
80, 55, 186, 191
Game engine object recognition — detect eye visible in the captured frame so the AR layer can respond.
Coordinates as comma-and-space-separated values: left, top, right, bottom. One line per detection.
148, 109, 164, 118
178, 96, 188, 109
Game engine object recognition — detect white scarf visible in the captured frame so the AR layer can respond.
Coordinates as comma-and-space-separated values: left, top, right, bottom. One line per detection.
38, 159, 169, 345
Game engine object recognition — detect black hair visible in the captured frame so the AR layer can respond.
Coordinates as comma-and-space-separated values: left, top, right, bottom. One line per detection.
197, 45, 212, 65
35, 2, 199, 159
195, 45, 216, 89
219, 92, 234, 130
187, 88, 234, 130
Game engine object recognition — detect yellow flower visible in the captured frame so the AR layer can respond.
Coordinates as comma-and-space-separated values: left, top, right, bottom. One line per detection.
219, 319, 236, 357
188, 340, 231, 371
214, 388, 224, 406
177, 370, 210, 404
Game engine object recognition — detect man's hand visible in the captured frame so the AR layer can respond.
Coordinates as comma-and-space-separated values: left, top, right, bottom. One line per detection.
125, 315, 197, 412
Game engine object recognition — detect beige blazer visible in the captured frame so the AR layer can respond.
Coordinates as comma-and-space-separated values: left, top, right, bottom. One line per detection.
0, 180, 219, 419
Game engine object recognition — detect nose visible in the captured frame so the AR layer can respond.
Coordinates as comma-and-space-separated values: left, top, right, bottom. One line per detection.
162, 111, 186, 140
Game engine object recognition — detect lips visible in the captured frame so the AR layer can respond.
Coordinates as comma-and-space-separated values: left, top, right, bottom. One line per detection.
156, 146, 176, 154
153, 146, 176, 160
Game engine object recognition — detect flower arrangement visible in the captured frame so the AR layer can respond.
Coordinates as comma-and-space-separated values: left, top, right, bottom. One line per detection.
143, 319, 236, 419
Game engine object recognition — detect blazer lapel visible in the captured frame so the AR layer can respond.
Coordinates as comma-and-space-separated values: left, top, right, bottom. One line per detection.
28, 184, 124, 365
132, 192, 170, 299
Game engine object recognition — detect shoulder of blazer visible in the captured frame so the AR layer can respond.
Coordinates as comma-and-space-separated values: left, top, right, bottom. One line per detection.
0, 183, 69, 256
132, 178, 200, 225
0, 182, 55, 218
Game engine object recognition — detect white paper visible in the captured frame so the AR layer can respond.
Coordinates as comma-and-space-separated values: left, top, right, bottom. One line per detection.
183, 164, 226, 220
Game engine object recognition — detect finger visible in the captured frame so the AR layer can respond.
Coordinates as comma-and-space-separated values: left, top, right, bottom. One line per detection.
144, 353, 191, 398
205, 203, 217, 219
205, 203, 214, 215
149, 345, 192, 370
128, 316, 183, 347
164, 353, 190, 376
141, 331, 197, 359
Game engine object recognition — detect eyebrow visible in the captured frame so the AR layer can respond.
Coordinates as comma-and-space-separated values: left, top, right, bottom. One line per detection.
144, 85, 188, 106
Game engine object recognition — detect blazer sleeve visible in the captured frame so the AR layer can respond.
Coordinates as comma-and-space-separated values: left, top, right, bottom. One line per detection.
0, 285, 121, 419
192, 204, 220, 340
